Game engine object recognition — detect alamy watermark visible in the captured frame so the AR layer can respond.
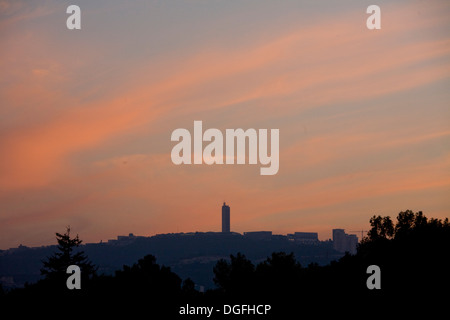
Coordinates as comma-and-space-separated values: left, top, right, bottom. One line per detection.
171, 121, 279, 175
65, 4, 380, 31
366, 265, 381, 289
66, 265, 81, 289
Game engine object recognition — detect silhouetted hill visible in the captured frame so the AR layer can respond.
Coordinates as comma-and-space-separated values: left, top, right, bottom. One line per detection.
0, 232, 341, 290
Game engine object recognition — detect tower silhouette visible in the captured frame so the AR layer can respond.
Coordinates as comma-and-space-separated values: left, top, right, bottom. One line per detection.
222, 202, 230, 233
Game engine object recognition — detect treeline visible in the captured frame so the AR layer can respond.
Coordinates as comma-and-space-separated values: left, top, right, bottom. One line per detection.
1, 210, 448, 317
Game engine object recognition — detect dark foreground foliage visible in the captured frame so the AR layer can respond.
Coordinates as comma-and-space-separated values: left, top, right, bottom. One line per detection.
1, 210, 448, 318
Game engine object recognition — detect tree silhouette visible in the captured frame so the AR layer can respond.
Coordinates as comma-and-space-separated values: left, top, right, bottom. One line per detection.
181, 278, 196, 296
255, 252, 301, 293
213, 253, 254, 295
363, 210, 449, 243
366, 215, 394, 241
40, 226, 96, 287
88, 254, 183, 318
112, 254, 181, 297
358, 210, 450, 295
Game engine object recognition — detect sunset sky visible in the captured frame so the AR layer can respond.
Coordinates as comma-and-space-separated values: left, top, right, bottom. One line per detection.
1, 0, 449, 249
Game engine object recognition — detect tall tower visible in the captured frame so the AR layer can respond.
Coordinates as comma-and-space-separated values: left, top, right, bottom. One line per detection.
222, 202, 230, 233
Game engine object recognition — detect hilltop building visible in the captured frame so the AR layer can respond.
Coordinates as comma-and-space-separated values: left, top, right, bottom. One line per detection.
107, 233, 144, 246
288, 232, 319, 244
332, 229, 358, 254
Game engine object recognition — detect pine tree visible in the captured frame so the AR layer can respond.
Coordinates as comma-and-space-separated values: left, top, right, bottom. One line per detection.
41, 226, 96, 283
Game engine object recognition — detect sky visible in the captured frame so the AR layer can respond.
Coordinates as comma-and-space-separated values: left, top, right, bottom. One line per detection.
0, 0, 449, 249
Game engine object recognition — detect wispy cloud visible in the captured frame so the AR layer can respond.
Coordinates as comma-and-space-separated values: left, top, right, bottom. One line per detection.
0, 0, 449, 248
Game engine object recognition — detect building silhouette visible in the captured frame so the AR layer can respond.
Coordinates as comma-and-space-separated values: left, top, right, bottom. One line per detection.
222, 202, 230, 233
332, 229, 358, 254
288, 232, 319, 244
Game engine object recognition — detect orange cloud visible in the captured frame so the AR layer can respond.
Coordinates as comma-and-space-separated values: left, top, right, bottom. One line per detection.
1, 10, 447, 191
